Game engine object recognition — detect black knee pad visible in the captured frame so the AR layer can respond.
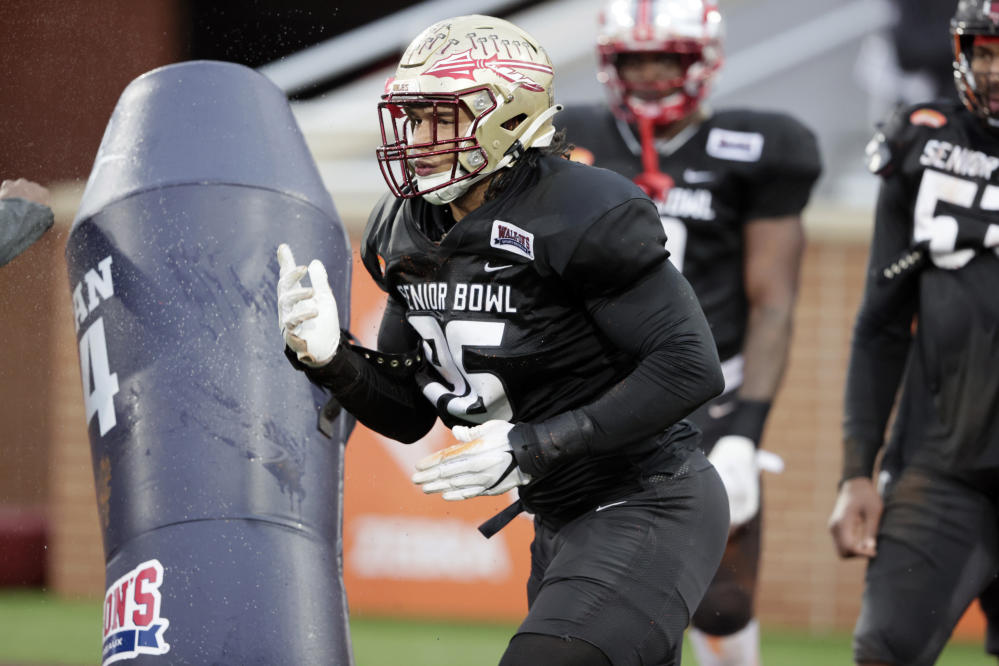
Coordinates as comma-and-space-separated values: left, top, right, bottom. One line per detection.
691, 580, 754, 636
691, 513, 761, 636
499, 632, 612, 666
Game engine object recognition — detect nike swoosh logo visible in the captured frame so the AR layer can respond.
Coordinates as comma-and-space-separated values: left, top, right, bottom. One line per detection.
708, 400, 737, 419
484, 262, 513, 272
595, 500, 628, 512
683, 169, 715, 184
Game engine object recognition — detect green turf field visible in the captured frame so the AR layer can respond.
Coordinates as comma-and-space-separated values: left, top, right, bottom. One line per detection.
0, 590, 993, 665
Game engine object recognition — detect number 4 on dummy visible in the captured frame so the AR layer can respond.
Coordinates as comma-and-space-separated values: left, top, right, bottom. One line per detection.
71, 255, 119, 437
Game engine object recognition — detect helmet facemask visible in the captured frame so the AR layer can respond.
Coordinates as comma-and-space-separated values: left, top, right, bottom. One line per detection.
952, 0, 999, 129
377, 89, 496, 205
596, 0, 724, 127
601, 45, 712, 124
954, 35, 999, 129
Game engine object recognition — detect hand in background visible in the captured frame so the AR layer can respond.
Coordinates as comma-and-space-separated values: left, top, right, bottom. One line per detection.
828, 476, 882, 558
0, 179, 51, 207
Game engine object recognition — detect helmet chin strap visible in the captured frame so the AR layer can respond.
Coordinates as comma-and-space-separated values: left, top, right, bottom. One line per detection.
632, 115, 674, 201
416, 167, 480, 206
417, 104, 564, 206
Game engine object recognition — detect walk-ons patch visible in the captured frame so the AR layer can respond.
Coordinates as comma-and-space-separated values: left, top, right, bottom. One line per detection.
490, 220, 534, 260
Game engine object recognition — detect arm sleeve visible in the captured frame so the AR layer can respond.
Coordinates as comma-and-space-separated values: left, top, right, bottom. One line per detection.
841, 174, 919, 481
511, 256, 725, 478
581, 259, 725, 440
293, 296, 438, 444
0, 199, 54, 267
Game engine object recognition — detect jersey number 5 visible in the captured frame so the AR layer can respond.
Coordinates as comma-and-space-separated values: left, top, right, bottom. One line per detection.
915, 169, 999, 269
407, 315, 513, 423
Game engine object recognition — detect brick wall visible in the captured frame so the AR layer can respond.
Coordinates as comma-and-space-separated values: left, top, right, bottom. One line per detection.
45, 215, 105, 598
0, 0, 182, 595
0, 222, 59, 508
0, 0, 182, 183
758, 239, 869, 631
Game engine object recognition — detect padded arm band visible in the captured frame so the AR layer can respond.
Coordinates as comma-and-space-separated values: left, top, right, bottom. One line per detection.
286, 338, 437, 443
508, 410, 595, 479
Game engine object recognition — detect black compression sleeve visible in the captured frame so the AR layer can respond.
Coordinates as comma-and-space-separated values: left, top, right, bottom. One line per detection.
511, 261, 724, 477
287, 297, 437, 443
841, 177, 918, 481
287, 343, 437, 443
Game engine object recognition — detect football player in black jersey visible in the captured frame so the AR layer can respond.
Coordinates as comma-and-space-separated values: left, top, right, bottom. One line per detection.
828, 1, 999, 664
554, 2, 822, 664
276, 14, 730, 666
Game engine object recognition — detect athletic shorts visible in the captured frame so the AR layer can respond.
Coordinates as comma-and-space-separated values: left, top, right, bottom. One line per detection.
854, 464, 999, 666
516, 449, 729, 666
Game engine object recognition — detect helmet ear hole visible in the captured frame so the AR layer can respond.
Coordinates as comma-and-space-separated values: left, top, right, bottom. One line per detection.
502, 113, 528, 131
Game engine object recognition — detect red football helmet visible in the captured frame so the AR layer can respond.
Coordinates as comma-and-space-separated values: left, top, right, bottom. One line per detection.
597, 0, 724, 126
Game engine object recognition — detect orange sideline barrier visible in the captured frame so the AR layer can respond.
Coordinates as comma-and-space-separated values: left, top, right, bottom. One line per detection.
955, 601, 986, 640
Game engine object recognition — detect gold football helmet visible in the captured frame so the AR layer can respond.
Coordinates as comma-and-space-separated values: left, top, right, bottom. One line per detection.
377, 15, 560, 205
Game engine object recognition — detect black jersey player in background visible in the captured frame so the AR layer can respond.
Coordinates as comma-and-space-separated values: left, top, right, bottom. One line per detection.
827, 1, 999, 664
555, 2, 821, 665
275, 14, 729, 666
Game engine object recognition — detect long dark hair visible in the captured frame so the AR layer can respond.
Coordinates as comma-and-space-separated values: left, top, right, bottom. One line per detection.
484, 128, 572, 201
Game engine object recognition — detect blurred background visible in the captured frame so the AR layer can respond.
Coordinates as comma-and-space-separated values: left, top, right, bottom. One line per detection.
0, 0, 984, 663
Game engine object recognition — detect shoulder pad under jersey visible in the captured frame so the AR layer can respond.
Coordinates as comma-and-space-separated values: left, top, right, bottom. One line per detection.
865, 104, 952, 175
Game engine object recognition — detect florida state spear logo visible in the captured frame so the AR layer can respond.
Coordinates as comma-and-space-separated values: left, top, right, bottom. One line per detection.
424, 51, 552, 92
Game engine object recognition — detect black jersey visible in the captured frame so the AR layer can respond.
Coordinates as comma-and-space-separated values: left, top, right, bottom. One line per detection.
556, 105, 821, 361
844, 101, 999, 477
359, 154, 722, 522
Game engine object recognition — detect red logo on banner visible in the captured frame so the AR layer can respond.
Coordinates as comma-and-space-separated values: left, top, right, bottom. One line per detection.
424, 51, 552, 92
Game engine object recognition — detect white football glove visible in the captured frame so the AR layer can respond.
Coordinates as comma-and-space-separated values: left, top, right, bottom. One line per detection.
276, 243, 340, 367
708, 435, 761, 529
412, 420, 532, 501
